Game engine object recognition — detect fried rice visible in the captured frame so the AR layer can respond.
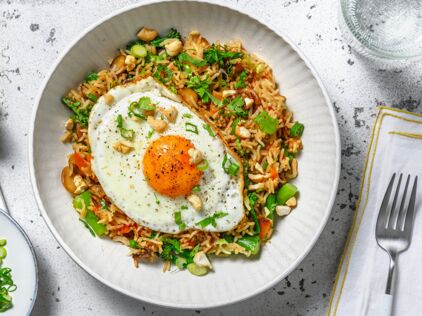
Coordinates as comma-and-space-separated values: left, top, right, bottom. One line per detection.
59, 28, 303, 273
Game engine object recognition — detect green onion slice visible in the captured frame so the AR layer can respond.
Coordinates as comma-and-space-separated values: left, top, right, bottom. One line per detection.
187, 263, 208, 276
129, 239, 140, 249
185, 122, 199, 134
276, 183, 298, 205
222, 154, 240, 176
130, 44, 147, 58
153, 64, 173, 83
197, 160, 209, 171
196, 212, 228, 228
290, 122, 304, 137
174, 211, 186, 230
202, 124, 216, 137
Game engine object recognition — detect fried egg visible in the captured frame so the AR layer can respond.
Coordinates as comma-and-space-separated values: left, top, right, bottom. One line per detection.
88, 78, 244, 233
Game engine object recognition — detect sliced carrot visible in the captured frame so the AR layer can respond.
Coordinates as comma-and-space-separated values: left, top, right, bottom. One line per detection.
71, 153, 90, 169
119, 225, 132, 235
259, 217, 272, 240
269, 165, 278, 179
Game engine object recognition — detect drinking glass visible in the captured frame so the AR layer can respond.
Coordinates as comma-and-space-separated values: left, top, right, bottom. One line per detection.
339, 0, 422, 66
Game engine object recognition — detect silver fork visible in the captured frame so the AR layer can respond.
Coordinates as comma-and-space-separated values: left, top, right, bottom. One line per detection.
375, 173, 418, 314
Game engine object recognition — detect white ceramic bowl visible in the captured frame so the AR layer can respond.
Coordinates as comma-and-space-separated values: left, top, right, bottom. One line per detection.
0, 211, 38, 316
29, 0, 340, 309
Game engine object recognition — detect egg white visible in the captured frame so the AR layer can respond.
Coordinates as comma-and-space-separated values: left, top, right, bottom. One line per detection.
88, 78, 244, 233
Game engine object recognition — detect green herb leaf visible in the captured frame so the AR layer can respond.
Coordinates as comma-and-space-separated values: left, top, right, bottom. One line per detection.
129, 239, 140, 249
100, 199, 108, 210
192, 185, 201, 192
187, 75, 212, 103
87, 93, 98, 102
290, 122, 304, 137
150, 28, 181, 47
178, 52, 207, 67
202, 124, 216, 137
237, 235, 260, 255
153, 192, 160, 205
231, 118, 241, 135
254, 110, 278, 135
84, 71, 98, 83
146, 129, 154, 139
61, 97, 89, 126
154, 64, 173, 83
247, 192, 260, 233
226, 96, 248, 117
234, 70, 248, 89
204, 44, 243, 65
160, 237, 182, 262
196, 212, 228, 228
174, 211, 186, 230
265, 194, 277, 221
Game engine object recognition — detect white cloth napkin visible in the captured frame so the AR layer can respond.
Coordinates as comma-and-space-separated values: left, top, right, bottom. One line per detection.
328, 107, 422, 316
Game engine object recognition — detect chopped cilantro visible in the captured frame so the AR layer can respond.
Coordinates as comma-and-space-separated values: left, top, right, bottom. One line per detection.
254, 110, 278, 135
84, 71, 98, 83
226, 96, 248, 117
153, 64, 173, 83
196, 212, 228, 228
178, 52, 207, 67
234, 70, 247, 89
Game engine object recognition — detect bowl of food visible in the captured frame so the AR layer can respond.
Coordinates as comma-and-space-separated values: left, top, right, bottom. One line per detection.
0, 210, 38, 315
29, 0, 340, 308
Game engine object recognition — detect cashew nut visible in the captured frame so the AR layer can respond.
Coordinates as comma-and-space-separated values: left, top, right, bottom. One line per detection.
235, 126, 251, 139
193, 251, 212, 269
163, 38, 183, 56
104, 94, 114, 105
285, 196, 297, 208
222, 90, 237, 98
244, 97, 254, 108
61, 131, 73, 143
137, 27, 158, 42
113, 140, 134, 154
160, 106, 178, 123
275, 205, 291, 217
187, 194, 203, 212
147, 116, 168, 133
248, 182, 265, 191
287, 158, 298, 179
64, 118, 74, 131
73, 175, 88, 194
188, 148, 203, 165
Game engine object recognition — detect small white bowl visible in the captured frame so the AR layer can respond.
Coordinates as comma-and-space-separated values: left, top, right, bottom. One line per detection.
29, 0, 340, 309
0, 211, 38, 316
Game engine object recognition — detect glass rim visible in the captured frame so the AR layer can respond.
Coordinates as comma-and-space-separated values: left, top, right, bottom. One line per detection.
339, 0, 422, 61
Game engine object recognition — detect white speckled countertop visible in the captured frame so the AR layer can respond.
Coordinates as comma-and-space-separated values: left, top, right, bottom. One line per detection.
1, 0, 421, 315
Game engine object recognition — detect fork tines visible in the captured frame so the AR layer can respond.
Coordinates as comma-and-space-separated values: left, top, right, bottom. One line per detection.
376, 173, 418, 233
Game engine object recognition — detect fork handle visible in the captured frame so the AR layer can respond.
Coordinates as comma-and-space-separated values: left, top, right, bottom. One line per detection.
386, 252, 397, 295
380, 294, 393, 316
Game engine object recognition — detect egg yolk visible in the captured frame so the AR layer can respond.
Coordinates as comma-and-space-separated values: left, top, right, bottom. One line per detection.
142, 135, 203, 198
